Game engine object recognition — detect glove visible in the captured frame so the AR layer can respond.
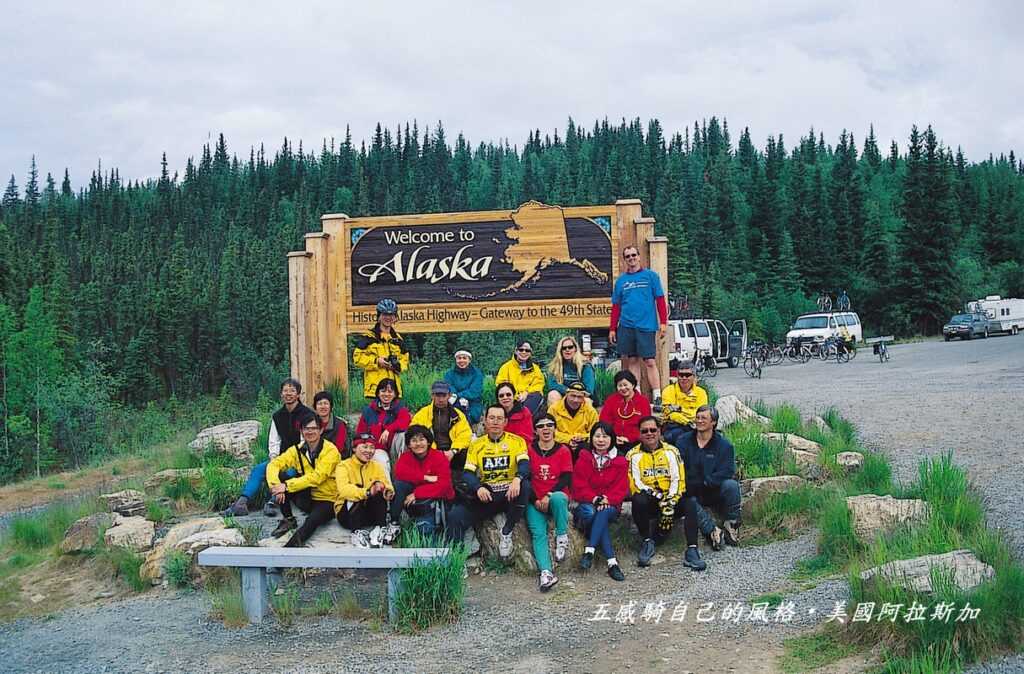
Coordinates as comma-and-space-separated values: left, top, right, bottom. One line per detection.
459, 397, 468, 408
448, 394, 458, 406
658, 498, 676, 532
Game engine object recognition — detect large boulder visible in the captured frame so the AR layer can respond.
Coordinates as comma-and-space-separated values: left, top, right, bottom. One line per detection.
787, 449, 825, 481
716, 395, 771, 428
61, 513, 114, 554
141, 517, 233, 583
810, 416, 830, 433
741, 475, 806, 520
99, 489, 147, 517
836, 451, 864, 472
189, 420, 261, 461
476, 513, 586, 575
762, 433, 822, 455
846, 494, 929, 543
104, 514, 155, 552
860, 549, 995, 594
177, 528, 245, 556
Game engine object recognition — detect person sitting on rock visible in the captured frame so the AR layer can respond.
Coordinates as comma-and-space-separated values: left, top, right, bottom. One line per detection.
335, 432, 396, 547
549, 381, 599, 460
410, 380, 473, 472
677, 405, 741, 549
463, 404, 531, 559
545, 335, 596, 408
222, 377, 311, 518
355, 378, 410, 466
495, 341, 546, 416
573, 421, 629, 581
444, 349, 484, 425
313, 390, 348, 457
598, 370, 651, 450
266, 410, 343, 547
391, 424, 471, 543
496, 382, 535, 444
659, 359, 708, 448
525, 414, 574, 592
627, 416, 705, 571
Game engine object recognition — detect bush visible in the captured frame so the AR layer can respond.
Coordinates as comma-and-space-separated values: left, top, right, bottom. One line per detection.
271, 585, 300, 627
725, 423, 785, 478
198, 463, 243, 512
145, 500, 174, 525
393, 529, 469, 633
97, 545, 146, 592
207, 572, 247, 628
164, 550, 192, 588
770, 403, 802, 434
163, 475, 196, 501
6, 499, 101, 551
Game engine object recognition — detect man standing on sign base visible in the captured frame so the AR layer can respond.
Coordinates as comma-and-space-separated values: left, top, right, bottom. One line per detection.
609, 246, 668, 404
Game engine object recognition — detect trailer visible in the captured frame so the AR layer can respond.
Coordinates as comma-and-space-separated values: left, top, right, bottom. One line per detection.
967, 296, 1024, 335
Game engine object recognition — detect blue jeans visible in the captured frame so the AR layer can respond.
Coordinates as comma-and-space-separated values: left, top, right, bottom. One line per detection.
690, 479, 742, 535
241, 461, 297, 500
574, 503, 619, 561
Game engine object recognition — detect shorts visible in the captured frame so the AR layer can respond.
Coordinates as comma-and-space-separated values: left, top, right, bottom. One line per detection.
618, 326, 657, 359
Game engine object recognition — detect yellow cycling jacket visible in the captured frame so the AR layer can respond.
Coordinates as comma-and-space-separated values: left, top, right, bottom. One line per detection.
548, 398, 599, 446
409, 404, 473, 451
660, 382, 708, 426
626, 441, 685, 502
495, 358, 545, 395
266, 440, 342, 503
334, 454, 394, 513
352, 326, 411, 399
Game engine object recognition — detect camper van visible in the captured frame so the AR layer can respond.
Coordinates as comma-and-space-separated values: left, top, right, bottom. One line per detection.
968, 296, 1024, 335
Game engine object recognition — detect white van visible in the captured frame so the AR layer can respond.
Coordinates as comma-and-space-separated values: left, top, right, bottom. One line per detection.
786, 312, 863, 344
669, 318, 747, 368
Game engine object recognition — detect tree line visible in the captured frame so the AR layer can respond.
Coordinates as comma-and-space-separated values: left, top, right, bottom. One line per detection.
0, 117, 1021, 479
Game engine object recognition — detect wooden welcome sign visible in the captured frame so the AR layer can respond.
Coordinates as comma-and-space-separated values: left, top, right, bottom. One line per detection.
288, 199, 667, 394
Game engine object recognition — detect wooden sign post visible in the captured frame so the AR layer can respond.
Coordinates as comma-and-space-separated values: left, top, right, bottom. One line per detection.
288, 199, 668, 396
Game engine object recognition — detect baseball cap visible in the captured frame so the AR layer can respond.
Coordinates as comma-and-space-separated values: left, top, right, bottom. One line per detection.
567, 382, 588, 393
431, 380, 451, 394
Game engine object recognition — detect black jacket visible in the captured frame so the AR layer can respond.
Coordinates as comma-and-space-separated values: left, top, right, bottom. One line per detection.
272, 402, 313, 454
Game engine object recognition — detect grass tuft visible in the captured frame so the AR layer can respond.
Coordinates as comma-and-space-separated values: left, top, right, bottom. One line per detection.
6, 499, 103, 551
271, 585, 300, 627
145, 499, 174, 525
780, 629, 858, 673
164, 550, 192, 588
207, 571, 248, 627
770, 404, 803, 434
392, 528, 469, 633
198, 463, 243, 512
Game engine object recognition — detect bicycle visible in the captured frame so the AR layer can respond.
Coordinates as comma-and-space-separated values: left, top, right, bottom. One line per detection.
836, 290, 851, 311
816, 291, 833, 312
742, 346, 763, 378
693, 348, 718, 378
784, 339, 813, 363
875, 341, 889, 363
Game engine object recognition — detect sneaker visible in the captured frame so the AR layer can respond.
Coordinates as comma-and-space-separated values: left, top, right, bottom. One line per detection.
683, 545, 707, 571
579, 551, 594, 571
498, 531, 514, 558
221, 497, 249, 518
723, 520, 740, 547
351, 529, 371, 549
638, 537, 655, 567
263, 500, 279, 517
555, 534, 570, 562
538, 569, 559, 592
369, 526, 385, 548
271, 517, 296, 538
382, 523, 402, 546
709, 526, 723, 551
607, 564, 625, 582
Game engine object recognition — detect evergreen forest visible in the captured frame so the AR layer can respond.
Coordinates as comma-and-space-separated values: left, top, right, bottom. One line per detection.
0, 117, 1022, 479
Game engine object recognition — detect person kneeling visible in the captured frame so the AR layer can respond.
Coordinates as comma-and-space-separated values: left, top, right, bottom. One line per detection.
678, 405, 741, 549
336, 432, 396, 548
627, 416, 705, 571
267, 411, 342, 547
526, 414, 574, 592
391, 424, 470, 543
463, 404, 531, 559
573, 422, 629, 581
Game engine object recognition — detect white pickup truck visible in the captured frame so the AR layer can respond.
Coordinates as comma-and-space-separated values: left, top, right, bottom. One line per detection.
668, 318, 747, 369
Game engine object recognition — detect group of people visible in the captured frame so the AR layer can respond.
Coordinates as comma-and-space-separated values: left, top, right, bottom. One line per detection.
218, 246, 742, 591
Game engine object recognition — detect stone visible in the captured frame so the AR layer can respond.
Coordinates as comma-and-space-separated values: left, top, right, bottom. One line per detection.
104, 515, 155, 552
762, 433, 823, 455
463, 527, 481, 556
740, 475, 806, 520
176, 528, 245, 556
141, 517, 230, 583
836, 451, 864, 472
61, 513, 114, 554
860, 549, 995, 594
189, 420, 261, 461
787, 449, 824, 481
715, 395, 771, 429
30, 593, 45, 604
846, 494, 929, 542
810, 416, 830, 432
99, 489, 147, 517
476, 513, 586, 575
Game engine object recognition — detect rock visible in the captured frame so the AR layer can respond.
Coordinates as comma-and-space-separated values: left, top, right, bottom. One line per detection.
141, 517, 230, 583
836, 451, 864, 472
762, 433, 823, 455
464, 527, 481, 556
61, 513, 114, 554
104, 515, 155, 552
144, 467, 247, 495
810, 416, 830, 432
177, 528, 245, 556
715, 395, 771, 429
787, 449, 824, 481
740, 475, 806, 519
99, 489, 147, 517
189, 420, 261, 461
846, 494, 929, 542
476, 513, 586, 575
860, 549, 995, 594
30, 593, 45, 604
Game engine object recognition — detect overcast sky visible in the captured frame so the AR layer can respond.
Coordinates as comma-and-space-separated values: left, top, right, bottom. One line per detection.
3, 1, 1021, 189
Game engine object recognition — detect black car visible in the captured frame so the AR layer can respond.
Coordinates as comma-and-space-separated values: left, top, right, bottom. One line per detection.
943, 313, 990, 341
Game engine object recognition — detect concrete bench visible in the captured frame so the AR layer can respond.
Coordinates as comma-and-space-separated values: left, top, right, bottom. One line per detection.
197, 546, 450, 623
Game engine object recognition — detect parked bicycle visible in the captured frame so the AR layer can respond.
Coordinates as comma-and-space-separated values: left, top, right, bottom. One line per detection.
693, 348, 718, 378
742, 346, 763, 378
816, 290, 833, 312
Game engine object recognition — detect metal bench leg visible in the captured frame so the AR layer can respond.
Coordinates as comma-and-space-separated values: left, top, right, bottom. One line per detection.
240, 567, 268, 623
387, 568, 402, 624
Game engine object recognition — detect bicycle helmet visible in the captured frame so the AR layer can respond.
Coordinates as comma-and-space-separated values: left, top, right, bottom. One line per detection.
376, 298, 398, 316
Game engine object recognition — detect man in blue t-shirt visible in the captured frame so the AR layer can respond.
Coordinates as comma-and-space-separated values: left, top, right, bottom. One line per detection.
609, 246, 668, 403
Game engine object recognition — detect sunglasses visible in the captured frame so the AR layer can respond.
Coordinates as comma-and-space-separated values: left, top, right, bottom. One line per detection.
301, 426, 320, 433
624, 252, 639, 259
497, 392, 514, 398
561, 344, 576, 351
517, 348, 532, 353
639, 427, 659, 434
535, 422, 555, 429
679, 372, 694, 378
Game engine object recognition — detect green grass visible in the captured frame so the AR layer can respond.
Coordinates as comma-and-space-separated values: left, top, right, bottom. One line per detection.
162, 475, 197, 501
748, 484, 834, 536
749, 591, 785, 608
95, 544, 146, 592
5, 499, 103, 552
198, 462, 243, 511
222, 517, 263, 546
725, 422, 786, 478
145, 499, 174, 525
164, 550, 192, 588
207, 571, 248, 627
392, 529, 469, 633
271, 585, 301, 627
770, 403, 803, 434
780, 629, 858, 673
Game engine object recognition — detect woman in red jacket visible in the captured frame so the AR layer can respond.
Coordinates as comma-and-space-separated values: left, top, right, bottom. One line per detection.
355, 378, 411, 462
572, 421, 629, 581
390, 425, 470, 543
598, 370, 651, 449
496, 382, 534, 444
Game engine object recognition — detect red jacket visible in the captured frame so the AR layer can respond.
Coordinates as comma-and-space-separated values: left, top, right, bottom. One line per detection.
572, 449, 629, 508
505, 404, 534, 444
394, 448, 454, 501
599, 391, 651, 444
356, 400, 411, 451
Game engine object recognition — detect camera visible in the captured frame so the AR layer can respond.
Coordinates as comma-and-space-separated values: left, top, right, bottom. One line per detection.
386, 355, 402, 373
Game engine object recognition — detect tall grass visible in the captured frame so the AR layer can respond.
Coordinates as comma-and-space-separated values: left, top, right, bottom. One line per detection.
198, 462, 243, 512
164, 550, 192, 588
6, 499, 103, 551
770, 404, 803, 434
724, 422, 786, 478
393, 529, 468, 633
207, 570, 248, 627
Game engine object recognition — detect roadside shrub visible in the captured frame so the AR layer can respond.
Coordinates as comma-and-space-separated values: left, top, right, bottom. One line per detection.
198, 463, 243, 512
702, 380, 718, 407
164, 550, 192, 588
207, 571, 247, 627
770, 403, 802, 434
271, 585, 300, 627
145, 499, 174, 525
98, 545, 146, 592
393, 529, 468, 633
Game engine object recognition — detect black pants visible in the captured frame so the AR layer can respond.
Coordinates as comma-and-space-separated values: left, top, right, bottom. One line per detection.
337, 493, 388, 530
280, 488, 336, 548
630, 490, 698, 546
469, 483, 530, 535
